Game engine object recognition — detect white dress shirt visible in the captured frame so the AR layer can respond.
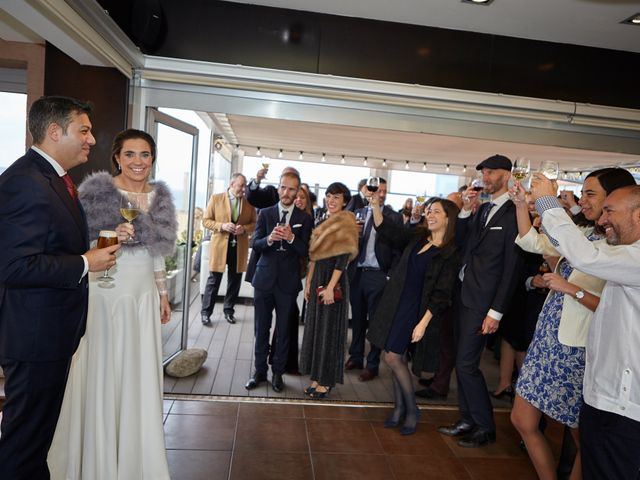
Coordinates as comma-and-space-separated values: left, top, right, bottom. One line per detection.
539, 198, 640, 422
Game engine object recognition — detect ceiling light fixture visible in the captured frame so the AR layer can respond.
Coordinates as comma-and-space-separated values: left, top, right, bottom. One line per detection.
341, 155, 345, 164
363, 157, 368, 166
621, 13, 640, 25
256, 146, 261, 156
446, 164, 450, 172
278, 149, 283, 158
321, 153, 326, 162
405, 161, 410, 170
422, 162, 427, 171
461, 0, 494, 5
463, 165, 467, 173
299, 151, 304, 160
382, 159, 387, 167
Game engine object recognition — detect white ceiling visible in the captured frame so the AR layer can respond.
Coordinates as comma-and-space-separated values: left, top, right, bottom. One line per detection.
225, 114, 640, 175
224, 0, 640, 53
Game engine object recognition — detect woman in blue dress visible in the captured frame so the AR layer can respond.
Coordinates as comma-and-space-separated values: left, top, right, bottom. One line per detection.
368, 198, 460, 436
510, 168, 636, 479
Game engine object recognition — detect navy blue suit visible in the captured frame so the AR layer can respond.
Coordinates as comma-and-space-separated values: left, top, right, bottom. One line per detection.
0, 149, 89, 479
251, 205, 312, 375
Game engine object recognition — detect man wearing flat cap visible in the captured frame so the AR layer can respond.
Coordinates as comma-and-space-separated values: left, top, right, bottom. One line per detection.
438, 154, 523, 447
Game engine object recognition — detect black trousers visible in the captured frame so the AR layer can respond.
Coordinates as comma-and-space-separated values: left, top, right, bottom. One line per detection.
430, 306, 456, 395
348, 269, 387, 371
253, 285, 297, 375
269, 301, 300, 372
0, 358, 71, 480
201, 241, 243, 316
580, 402, 640, 480
453, 285, 495, 433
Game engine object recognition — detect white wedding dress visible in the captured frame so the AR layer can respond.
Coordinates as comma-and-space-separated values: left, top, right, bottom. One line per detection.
48, 247, 170, 479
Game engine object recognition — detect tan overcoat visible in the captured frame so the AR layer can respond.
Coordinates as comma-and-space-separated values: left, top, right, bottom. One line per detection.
202, 192, 257, 273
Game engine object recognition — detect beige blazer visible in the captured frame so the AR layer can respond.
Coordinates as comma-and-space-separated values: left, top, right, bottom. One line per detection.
516, 226, 605, 347
202, 192, 256, 273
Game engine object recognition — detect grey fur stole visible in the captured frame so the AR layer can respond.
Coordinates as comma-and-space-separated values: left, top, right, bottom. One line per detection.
78, 171, 177, 257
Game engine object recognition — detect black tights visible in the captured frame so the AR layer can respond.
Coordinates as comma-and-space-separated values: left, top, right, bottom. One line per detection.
384, 351, 420, 430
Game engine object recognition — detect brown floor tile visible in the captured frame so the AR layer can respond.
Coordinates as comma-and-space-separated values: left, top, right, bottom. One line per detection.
164, 414, 236, 451
307, 419, 383, 454
421, 408, 465, 426
230, 451, 312, 480
304, 404, 370, 421
388, 454, 471, 479
312, 453, 392, 480
166, 450, 231, 480
440, 431, 528, 459
374, 423, 455, 456
365, 406, 431, 423
239, 402, 304, 418
235, 416, 308, 452
172, 399, 239, 416
460, 458, 538, 480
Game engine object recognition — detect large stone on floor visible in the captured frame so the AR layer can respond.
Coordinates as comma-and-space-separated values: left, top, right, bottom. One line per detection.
165, 348, 208, 378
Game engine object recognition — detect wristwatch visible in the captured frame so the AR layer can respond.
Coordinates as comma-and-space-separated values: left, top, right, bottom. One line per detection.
575, 289, 585, 300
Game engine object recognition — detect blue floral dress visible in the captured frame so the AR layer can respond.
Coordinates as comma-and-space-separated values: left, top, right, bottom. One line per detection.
516, 233, 599, 428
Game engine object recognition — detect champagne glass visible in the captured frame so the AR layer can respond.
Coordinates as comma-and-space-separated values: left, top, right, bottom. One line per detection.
97, 230, 118, 287
539, 160, 560, 181
120, 194, 141, 244
276, 221, 287, 252
512, 157, 531, 192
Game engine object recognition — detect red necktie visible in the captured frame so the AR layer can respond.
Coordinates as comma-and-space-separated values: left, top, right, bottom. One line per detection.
61, 174, 78, 201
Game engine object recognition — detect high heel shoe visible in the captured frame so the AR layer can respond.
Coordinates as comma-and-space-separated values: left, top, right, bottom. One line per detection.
384, 412, 405, 428
491, 385, 515, 401
400, 410, 421, 436
309, 386, 331, 399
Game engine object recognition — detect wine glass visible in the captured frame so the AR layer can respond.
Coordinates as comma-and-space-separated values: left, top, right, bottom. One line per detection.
471, 178, 485, 192
366, 177, 380, 194
96, 230, 118, 287
276, 221, 287, 252
539, 160, 560, 181
120, 194, 141, 244
416, 194, 426, 204
512, 157, 531, 191
262, 162, 270, 177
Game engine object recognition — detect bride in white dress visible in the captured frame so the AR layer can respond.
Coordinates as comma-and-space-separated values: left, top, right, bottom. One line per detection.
48, 129, 177, 480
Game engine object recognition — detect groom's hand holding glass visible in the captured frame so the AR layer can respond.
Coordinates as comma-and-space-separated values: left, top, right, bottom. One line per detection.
85, 242, 121, 272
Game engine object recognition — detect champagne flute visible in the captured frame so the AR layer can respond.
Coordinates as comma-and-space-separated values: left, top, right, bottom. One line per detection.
276, 221, 287, 252
120, 194, 141, 244
97, 230, 118, 287
539, 160, 560, 181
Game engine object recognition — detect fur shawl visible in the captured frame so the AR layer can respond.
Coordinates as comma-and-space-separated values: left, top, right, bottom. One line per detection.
78, 171, 177, 257
309, 210, 359, 262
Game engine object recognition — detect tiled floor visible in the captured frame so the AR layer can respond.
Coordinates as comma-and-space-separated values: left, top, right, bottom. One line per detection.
163, 397, 563, 480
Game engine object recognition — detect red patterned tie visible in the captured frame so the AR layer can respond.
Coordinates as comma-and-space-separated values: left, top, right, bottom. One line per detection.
61, 174, 78, 201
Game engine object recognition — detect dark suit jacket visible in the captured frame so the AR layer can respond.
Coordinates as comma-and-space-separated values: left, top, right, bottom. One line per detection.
0, 149, 89, 362
251, 205, 313, 294
346, 193, 367, 212
246, 183, 279, 209
348, 205, 403, 279
455, 200, 523, 315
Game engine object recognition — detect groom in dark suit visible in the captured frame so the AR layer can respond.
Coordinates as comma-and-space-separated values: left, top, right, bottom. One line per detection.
0, 96, 120, 479
246, 171, 312, 392
438, 154, 523, 448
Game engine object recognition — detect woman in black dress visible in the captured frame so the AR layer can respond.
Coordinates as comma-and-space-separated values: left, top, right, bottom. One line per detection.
368, 197, 460, 435
300, 183, 359, 399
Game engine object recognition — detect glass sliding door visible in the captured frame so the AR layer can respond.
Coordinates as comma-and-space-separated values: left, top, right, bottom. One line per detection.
146, 108, 199, 362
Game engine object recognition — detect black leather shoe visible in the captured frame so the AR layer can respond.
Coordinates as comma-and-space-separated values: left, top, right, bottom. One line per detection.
201, 314, 211, 325
358, 367, 378, 382
457, 428, 496, 448
491, 385, 515, 401
271, 373, 284, 392
245, 372, 267, 390
224, 313, 236, 324
437, 419, 475, 437
415, 387, 447, 399
418, 377, 434, 388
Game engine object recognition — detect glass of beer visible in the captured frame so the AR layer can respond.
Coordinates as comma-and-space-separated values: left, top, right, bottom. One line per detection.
120, 194, 141, 244
97, 230, 118, 287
